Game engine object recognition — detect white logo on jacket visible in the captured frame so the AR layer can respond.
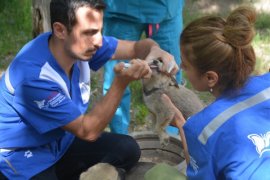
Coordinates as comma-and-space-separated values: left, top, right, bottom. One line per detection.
34, 100, 46, 109
24, 150, 33, 158
34, 92, 66, 109
248, 131, 270, 157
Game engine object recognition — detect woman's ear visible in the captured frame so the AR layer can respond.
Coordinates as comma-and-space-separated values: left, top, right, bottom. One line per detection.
205, 71, 218, 88
52, 22, 67, 39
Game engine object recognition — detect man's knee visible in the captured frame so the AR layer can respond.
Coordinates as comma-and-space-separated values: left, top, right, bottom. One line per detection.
0, 171, 7, 180
126, 135, 141, 160
116, 135, 141, 170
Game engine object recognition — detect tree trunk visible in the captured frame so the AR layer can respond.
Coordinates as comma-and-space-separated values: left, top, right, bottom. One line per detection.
32, 0, 51, 37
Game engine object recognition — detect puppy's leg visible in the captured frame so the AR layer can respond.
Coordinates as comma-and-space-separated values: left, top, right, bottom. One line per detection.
145, 112, 156, 131
155, 102, 175, 147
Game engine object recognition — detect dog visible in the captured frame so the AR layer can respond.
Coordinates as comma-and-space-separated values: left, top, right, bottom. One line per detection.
142, 59, 205, 146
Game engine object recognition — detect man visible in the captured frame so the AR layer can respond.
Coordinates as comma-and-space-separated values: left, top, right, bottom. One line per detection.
0, 0, 178, 179
103, 0, 185, 134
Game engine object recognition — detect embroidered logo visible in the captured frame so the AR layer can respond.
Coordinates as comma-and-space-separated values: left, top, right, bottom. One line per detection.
189, 155, 199, 174
248, 131, 270, 157
24, 150, 33, 158
34, 91, 66, 109
34, 99, 46, 109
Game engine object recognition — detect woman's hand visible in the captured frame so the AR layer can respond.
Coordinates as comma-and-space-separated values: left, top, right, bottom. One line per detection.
161, 94, 186, 129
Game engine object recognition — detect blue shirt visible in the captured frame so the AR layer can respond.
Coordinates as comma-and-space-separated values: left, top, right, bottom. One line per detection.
184, 73, 270, 179
0, 32, 118, 179
103, 0, 184, 23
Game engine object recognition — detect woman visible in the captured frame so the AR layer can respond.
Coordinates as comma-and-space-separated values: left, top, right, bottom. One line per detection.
164, 5, 270, 180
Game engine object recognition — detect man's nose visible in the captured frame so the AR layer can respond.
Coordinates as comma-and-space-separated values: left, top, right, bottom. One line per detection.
93, 32, 102, 48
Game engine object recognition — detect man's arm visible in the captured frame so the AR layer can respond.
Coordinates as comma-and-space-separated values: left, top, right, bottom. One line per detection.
112, 38, 179, 75
62, 59, 151, 141
111, 38, 157, 60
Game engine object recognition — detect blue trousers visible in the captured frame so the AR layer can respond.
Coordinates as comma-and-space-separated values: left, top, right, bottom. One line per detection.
21, 133, 140, 180
103, 13, 183, 134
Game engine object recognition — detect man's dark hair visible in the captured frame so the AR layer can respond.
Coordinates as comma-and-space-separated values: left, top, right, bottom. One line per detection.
50, 0, 106, 32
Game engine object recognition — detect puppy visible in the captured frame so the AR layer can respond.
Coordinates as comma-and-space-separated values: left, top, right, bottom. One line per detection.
142, 59, 204, 146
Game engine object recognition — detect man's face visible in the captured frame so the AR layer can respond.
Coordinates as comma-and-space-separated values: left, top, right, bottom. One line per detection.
65, 6, 103, 61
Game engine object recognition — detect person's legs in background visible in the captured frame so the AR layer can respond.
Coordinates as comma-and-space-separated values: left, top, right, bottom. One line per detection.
103, 18, 144, 134
148, 7, 184, 135
148, 11, 183, 83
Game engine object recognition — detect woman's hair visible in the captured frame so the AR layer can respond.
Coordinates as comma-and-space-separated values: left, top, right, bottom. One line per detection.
180, 5, 256, 93
50, 0, 106, 33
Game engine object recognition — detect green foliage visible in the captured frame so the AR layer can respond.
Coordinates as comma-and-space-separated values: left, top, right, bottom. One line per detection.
253, 36, 270, 74
252, 13, 270, 75
255, 13, 270, 31
0, 0, 32, 69
133, 103, 149, 125
130, 81, 143, 105
182, 8, 202, 27
130, 81, 149, 124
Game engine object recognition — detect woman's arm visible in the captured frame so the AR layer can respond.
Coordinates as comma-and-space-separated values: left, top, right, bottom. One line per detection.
161, 94, 190, 164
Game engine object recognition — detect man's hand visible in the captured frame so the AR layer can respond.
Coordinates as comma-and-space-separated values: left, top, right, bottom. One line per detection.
145, 46, 179, 75
112, 39, 178, 75
63, 59, 151, 142
114, 59, 152, 87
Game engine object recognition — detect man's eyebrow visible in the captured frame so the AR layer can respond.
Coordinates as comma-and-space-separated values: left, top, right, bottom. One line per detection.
82, 29, 98, 34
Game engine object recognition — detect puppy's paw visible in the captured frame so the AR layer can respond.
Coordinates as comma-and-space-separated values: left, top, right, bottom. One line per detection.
159, 133, 170, 147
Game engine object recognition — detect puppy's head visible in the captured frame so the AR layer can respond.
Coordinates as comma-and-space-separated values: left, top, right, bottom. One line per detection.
148, 59, 162, 71
142, 59, 170, 90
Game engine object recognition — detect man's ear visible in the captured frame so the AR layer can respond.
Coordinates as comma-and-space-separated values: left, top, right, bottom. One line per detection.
204, 71, 218, 88
52, 22, 67, 39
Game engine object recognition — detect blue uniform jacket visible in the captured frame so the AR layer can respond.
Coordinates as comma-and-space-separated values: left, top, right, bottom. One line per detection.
0, 32, 118, 179
184, 73, 270, 179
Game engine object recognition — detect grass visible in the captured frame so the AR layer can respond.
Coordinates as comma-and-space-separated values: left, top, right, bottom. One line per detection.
129, 81, 149, 128
0, 0, 32, 69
